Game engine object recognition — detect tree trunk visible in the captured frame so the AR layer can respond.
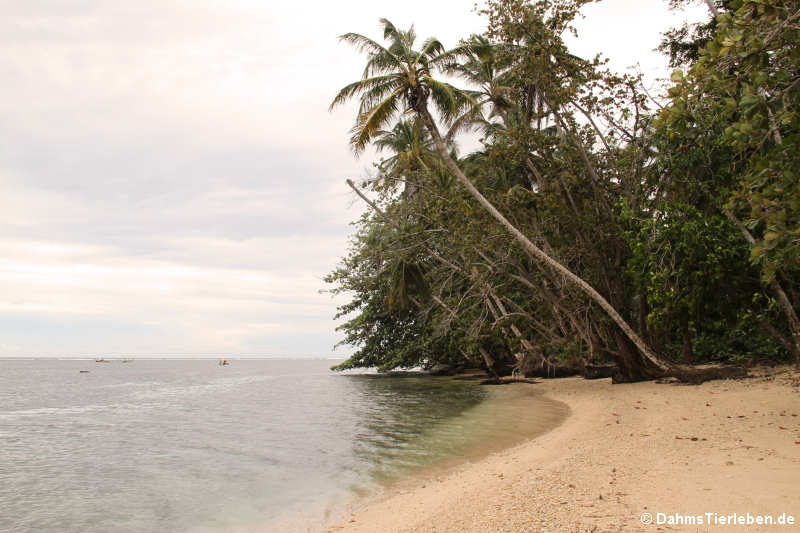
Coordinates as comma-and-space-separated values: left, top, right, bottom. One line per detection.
639, 291, 650, 345
417, 105, 671, 381
725, 211, 800, 367
759, 318, 800, 362
613, 330, 665, 383
477, 347, 499, 378
704, 0, 720, 18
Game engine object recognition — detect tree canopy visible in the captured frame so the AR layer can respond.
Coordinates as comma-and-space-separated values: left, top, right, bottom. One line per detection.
326, 0, 800, 382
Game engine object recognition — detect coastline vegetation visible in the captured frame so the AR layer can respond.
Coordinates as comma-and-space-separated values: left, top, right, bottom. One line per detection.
326, 0, 799, 382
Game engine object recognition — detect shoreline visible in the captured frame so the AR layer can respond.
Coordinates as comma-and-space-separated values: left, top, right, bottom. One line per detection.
263, 381, 570, 533
326, 368, 800, 533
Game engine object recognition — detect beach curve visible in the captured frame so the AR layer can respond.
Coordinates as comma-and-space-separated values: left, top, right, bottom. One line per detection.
326, 369, 800, 533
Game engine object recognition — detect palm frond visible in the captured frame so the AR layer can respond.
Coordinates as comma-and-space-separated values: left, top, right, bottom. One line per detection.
330, 74, 397, 111
362, 52, 405, 78
356, 76, 403, 116
349, 87, 404, 154
417, 37, 446, 64
379, 18, 402, 43
445, 105, 487, 143
427, 77, 477, 124
339, 32, 402, 70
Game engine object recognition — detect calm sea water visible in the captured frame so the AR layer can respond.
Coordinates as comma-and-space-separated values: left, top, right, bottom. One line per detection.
0, 359, 567, 532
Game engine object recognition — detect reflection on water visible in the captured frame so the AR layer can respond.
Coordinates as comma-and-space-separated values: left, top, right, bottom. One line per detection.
346, 375, 568, 484
0, 360, 566, 533
347, 375, 487, 479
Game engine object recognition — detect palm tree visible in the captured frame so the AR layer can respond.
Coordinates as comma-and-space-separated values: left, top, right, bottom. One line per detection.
444, 36, 554, 191
330, 20, 470, 153
373, 119, 440, 198
444, 35, 515, 137
331, 19, 671, 380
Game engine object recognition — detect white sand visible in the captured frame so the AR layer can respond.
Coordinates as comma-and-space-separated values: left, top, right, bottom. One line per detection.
326, 368, 800, 533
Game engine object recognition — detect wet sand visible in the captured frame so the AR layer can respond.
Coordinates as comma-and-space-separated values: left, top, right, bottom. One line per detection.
326, 368, 800, 533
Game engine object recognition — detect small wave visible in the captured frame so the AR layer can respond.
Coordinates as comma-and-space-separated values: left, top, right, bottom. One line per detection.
0, 401, 162, 421
129, 374, 277, 401
96, 380, 165, 390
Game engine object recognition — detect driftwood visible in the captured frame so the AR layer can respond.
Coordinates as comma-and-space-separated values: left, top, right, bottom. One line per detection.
507, 357, 749, 384
583, 364, 617, 380
664, 365, 750, 385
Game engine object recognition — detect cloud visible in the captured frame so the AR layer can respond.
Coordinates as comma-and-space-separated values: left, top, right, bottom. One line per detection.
0, 235, 343, 356
0, 0, 707, 357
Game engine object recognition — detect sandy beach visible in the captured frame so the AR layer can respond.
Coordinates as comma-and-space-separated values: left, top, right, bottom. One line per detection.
327, 368, 800, 533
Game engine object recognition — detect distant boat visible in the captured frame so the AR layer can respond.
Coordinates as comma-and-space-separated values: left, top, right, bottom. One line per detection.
79, 370, 90, 373
218, 359, 229, 366
95, 359, 110, 363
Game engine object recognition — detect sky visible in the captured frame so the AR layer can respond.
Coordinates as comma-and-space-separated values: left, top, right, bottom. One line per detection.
0, 0, 708, 357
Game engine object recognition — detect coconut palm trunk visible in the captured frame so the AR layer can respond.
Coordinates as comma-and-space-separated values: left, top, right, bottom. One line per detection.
416, 105, 671, 381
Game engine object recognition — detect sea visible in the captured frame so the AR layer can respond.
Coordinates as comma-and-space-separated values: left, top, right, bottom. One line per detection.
0, 358, 568, 532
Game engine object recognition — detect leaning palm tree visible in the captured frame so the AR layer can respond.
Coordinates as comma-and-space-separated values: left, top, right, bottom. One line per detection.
330, 20, 472, 151
330, 19, 671, 381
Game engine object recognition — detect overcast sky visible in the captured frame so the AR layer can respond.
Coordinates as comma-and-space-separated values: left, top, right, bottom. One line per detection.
0, 0, 708, 357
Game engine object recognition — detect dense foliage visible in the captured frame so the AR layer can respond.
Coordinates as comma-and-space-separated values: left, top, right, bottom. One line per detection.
326, 0, 799, 380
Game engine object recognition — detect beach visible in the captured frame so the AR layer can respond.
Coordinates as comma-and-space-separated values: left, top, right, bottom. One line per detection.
328, 368, 800, 533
